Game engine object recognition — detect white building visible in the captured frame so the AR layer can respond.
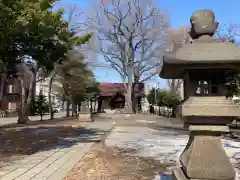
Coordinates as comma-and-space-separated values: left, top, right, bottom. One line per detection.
141, 82, 161, 112
178, 79, 184, 100
35, 76, 62, 107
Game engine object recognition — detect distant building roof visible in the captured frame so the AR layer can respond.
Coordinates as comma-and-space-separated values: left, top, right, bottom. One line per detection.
99, 83, 145, 97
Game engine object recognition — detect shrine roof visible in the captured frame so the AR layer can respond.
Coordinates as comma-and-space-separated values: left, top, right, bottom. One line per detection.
99, 83, 144, 97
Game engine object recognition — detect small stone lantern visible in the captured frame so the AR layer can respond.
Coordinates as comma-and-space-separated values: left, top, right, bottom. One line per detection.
160, 9, 240, 180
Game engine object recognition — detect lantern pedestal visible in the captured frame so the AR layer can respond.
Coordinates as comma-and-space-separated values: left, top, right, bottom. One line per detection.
78, 113, 92, 122
173, 125, 235, 180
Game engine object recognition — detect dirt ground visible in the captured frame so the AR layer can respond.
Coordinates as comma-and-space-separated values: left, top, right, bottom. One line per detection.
0, 118, 83, 168
64, 142, 166, 180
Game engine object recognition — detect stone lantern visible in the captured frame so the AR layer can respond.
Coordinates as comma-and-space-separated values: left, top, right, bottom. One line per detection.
160, 9, 240, 180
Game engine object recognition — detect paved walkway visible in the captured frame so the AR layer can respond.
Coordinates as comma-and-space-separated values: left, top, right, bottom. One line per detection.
0, 120, 114, 180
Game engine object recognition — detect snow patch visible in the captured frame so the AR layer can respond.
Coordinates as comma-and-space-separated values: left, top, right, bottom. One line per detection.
136, 120, 157, 123
106, 126, 240, 180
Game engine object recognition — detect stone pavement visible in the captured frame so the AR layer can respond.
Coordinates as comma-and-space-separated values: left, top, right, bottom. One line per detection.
0, 120, 114, 180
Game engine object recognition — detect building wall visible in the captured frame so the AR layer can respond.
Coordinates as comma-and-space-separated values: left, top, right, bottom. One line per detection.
7, 84, 21, 111
0, 75, 64, 112
179, 80, 184, 100
144, 83, 154, 96
5, 78, 21, 111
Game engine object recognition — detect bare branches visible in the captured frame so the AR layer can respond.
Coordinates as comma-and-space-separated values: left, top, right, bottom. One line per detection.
167, 26, 190, 52
167, 79, 183, 98
165, 27, 189, 98
90, 0, 169, 85
215, 24, 240, 43
55, 50, 94, 103
65, 4, 87, 32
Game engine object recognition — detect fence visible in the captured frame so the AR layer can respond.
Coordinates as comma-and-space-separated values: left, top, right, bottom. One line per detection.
149, 105, 173, 117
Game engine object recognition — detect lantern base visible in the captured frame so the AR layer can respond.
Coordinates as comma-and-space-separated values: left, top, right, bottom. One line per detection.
78, 113, 93, 122
174, 125, 235, 180
172, 168, 187, 180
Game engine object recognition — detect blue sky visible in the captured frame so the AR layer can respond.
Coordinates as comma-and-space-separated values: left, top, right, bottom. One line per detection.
55, 0, 240, 88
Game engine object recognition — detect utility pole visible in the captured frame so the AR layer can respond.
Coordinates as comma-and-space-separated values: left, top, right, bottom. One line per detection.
154, 87, 157, 105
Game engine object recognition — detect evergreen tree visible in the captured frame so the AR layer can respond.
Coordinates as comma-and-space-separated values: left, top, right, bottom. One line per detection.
35, 94, 49, 120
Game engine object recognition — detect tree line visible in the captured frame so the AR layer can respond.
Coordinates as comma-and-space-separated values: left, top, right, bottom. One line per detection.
147, 88, 181, 117
0, 0, 98, 124
87, 0, 240, 113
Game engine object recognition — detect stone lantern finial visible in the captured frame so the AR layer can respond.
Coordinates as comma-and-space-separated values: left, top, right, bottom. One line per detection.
189, 9, 219, 40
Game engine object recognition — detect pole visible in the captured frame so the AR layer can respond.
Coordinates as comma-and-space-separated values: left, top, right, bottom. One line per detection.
154, 87, 157, 105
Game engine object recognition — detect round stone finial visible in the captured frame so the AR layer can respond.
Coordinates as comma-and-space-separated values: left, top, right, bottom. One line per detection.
189, 9, 219, 40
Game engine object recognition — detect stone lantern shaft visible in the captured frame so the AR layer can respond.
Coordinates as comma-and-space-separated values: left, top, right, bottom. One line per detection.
160, 9, 240, 180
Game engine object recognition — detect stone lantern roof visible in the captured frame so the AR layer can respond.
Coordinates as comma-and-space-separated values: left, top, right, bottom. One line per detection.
160, 9, 240, 79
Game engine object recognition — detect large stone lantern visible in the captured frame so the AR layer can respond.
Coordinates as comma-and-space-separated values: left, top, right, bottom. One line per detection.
160, 9, 240, 180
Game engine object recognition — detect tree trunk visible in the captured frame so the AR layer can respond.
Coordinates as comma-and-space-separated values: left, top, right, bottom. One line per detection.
0, 74, 7, 110
18, 77, 33, 124
78, 102, 81, 113
123, 66, 133, 113
18, 83, 26, 124
29, 70, 37, 116
90, 100, 93, 113
94, 100, 97, 113
124, 87, 133, 113
132, 96, 141, 114
137, 97, 142, 113
48, 84, 53, 119
66, 98, 70, 117
97, 98, 102, 112
71, 99, 77, 117
48, 72, 56, 120
132, 96, 137, 113
90, 100, 94, 122
132, 79, 140, 114
0, 74, 4, 102
18, 110, 30, 124
172, 106, 177, 117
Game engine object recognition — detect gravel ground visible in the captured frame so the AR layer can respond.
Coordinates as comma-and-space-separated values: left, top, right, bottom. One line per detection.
64, 142, 166, 180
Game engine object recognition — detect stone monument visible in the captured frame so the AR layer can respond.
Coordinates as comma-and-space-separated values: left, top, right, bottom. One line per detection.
78, 101, 92, 122
160, 9, 240, 180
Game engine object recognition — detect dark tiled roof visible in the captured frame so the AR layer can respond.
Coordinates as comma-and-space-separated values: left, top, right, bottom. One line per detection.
99, 83, 144, 97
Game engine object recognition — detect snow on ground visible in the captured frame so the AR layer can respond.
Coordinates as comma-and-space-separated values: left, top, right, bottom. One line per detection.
136, 120, 157, 124
105, 126, 240, 180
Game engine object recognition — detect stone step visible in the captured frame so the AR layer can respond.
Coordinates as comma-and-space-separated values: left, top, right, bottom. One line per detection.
183, 101, 239, 107
181, 97, 240, 117
183, 103, 237, 107
184, 97, 236, 104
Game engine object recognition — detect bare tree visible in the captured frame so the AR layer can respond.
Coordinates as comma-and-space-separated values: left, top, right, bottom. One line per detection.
166, 26, 190, 99
89, 0, 168, 112
215, 24, 240, 43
